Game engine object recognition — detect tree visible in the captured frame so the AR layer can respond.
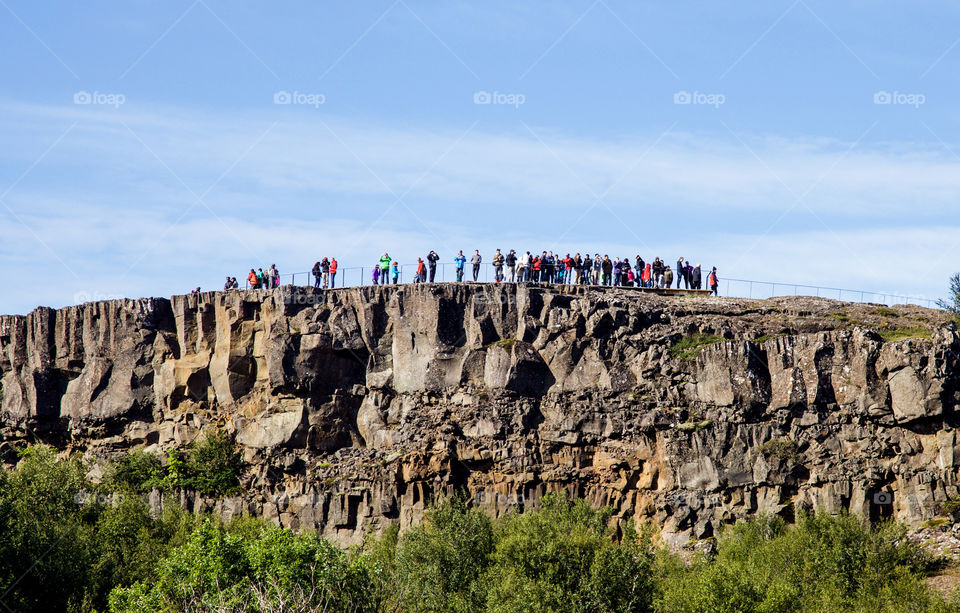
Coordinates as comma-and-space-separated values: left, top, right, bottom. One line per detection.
937, 273, 960, 318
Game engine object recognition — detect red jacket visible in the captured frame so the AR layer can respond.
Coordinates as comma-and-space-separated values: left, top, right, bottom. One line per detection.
330, 259, 337, 273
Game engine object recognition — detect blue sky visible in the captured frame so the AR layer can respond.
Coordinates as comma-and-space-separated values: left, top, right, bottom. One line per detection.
0, 1, 958, 314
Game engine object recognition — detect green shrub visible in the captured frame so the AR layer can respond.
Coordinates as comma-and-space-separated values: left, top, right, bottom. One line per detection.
758, 438, 800, 462
392, 495, 494, 612
166, 430, 243, 496
109, 450, 166, 493
656, 512, 944, 613
670, 334, 725, 360
108, 520, 376, 613
481, 491, 655, 613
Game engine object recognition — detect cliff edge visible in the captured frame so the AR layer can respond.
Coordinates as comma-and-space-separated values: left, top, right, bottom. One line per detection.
0, 284, 957, 547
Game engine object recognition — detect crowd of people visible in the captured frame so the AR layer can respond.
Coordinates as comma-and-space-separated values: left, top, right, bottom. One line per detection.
222, 251, 720, 296
239, 265, 281, 290
370, 250, 720, 295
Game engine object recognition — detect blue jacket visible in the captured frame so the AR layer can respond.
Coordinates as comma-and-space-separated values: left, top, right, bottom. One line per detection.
454, 255, 466, 269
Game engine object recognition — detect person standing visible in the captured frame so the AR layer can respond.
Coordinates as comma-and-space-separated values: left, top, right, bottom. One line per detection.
312, 262, 321, 289
676, 257, 685, 288
493, 249, 505, 282
379, 253, 392, 286
692, 264, 702, 290
709, 267, 719, 296
582, 253, 592, 284
391, 261, 400, 284
664, 266, 674, 289
518, 251, 530, 282
454, 250, 467, 282
601, 255, 612, 286
427, 250, 440, 282
372, 265, 380, 285
470, 250, 483, 281
505, 249, 517, 282
321, 257, 330, 289
415, 258, 425, 283
330, 258, 338, 288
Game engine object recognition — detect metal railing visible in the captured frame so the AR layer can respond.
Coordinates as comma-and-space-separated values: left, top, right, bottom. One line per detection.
232, 264, 941, 309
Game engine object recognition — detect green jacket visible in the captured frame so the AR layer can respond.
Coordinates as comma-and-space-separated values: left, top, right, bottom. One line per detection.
379, 255, 391, 270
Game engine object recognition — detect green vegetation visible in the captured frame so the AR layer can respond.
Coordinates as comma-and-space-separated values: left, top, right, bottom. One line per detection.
758, 438, 801, 463
0, 448, 956, 612
871, 306, 901, 318
108, 430, 242, 496
670, 333, 725, 360
658, 513, 951, 613
753, 333, 787, 344
676, 420, 713, 433
485, 337, 517, 351
830, 311, 867, 326
937, 273, 960, 326
879, 326, 932, 342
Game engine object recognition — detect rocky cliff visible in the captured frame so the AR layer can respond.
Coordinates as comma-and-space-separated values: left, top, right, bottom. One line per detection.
0, 284, 957, 547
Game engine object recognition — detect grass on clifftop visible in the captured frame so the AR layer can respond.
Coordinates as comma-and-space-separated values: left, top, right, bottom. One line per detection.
670, 333, 725, 360
879, 326, 932, 342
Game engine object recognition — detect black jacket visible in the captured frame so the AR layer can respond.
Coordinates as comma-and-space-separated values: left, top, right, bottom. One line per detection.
427, 252, 439, 267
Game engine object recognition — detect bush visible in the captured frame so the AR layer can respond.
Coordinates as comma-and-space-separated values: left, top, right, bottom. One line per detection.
392, 495, 494, 612
655, 512, 945, 613
482, 491, 655, 613
175, 430, 243, 496
108, 520, 376, 613
109, 450, 166, 493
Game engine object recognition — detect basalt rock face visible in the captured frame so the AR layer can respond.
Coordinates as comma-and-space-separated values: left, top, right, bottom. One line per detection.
0, 284, 958, 547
